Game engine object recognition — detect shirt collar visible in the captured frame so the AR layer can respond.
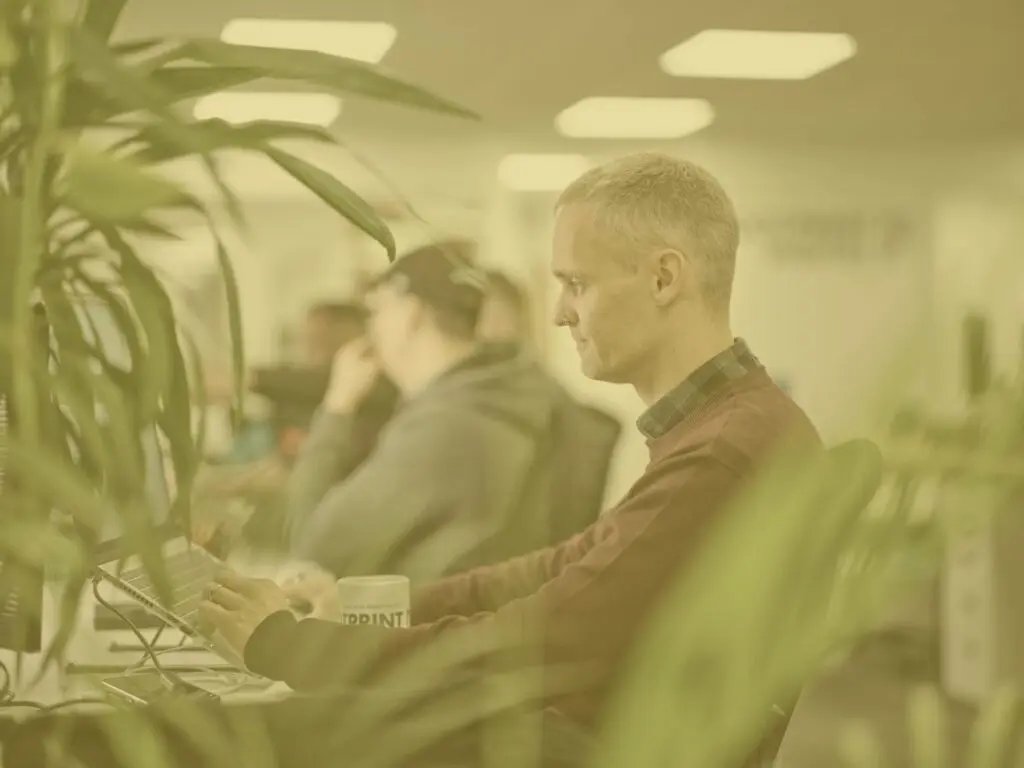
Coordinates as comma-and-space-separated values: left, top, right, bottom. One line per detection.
636, 339, 763, 440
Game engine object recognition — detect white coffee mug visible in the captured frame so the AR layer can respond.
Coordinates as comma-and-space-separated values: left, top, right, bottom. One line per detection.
336, 575, 410, 628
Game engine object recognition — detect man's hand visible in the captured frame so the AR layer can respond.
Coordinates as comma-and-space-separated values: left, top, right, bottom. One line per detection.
198, 571, 291, 658
278, 565, 341, 620
323, 337, 381, 414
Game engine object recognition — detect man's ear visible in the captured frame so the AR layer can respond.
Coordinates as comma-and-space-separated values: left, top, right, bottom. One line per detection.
649, 249, 692, 306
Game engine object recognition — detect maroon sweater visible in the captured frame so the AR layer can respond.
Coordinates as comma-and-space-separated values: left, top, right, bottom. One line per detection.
246, 367, 821, 755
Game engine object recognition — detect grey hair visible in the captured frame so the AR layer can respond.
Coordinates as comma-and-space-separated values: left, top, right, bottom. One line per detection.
556, 152, 740, 312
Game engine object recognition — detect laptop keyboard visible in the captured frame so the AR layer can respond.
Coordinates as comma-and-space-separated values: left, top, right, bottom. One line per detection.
119, 546, 222, 631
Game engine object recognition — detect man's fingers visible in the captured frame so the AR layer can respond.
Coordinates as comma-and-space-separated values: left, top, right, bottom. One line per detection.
197, 600, 231, 631
279, 580, 310, 600
215, 570, 263, 596
205, 582, 245, 610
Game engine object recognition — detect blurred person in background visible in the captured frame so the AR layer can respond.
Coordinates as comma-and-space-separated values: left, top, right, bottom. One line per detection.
249, 301, 377, 463
194, 301, 399, 554
285, 240, 566, 579
203, 153, 822, 768
477, 268, 532, 346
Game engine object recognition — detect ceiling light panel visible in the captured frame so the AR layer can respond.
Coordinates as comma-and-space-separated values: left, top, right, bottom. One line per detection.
194, 92, 342, 126
555, 97, 714, 139
659, 29, 856, 80
497, 154, 592, 191
221, 19, 397, 63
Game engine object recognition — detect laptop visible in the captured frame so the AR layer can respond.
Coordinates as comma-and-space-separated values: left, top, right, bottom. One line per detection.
74, 297, 248, 670
92, 431, 248, 671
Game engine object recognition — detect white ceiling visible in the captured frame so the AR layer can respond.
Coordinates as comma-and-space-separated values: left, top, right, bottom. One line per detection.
116, 0, 1023, 148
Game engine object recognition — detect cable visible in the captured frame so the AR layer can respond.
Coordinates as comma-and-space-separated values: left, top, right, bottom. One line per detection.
0, 697, 109, 713
90, 577, 177, 686
0, 658, 13, 703
1, 648, 110, 712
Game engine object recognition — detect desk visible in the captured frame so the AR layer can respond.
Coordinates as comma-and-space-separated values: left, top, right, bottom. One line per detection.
2, 551, 292, 710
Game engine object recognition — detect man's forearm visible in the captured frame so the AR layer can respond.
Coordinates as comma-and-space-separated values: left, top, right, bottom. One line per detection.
412, 526, 597, 623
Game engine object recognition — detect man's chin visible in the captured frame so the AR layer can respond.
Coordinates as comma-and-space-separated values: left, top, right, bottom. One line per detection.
578, 357, 608, 382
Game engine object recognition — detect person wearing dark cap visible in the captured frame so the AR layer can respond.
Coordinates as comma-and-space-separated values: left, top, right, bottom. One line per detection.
284, 240, 563, 579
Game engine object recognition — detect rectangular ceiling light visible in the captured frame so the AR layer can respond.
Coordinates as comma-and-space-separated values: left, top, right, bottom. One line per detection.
659, 29, 856, 80
497, 154, 592, 192
221, 19, 397, 63
555, 97, 714, 139
194, 93, 343, 126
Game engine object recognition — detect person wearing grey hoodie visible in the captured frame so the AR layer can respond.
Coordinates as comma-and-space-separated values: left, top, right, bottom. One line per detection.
285, 242, 562, 581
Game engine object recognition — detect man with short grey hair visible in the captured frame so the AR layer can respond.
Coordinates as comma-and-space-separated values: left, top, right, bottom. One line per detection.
551, 152, 739, 398
201, 152, 822, 768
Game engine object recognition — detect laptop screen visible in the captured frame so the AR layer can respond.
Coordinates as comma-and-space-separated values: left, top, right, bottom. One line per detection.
70, 299, 177, 547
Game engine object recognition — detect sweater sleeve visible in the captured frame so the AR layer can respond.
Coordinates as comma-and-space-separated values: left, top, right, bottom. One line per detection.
245, 455, 743, 719
287, 406, 534, 579
410, 524, 602, 623
285, 410, 368, 542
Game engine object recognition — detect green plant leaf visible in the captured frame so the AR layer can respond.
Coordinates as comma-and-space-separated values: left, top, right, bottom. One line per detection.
837, 720, 886, 768
63, 65, 260, 127
116, 118, 335, 164
0, 16, 17, 69
595, 445, 884, 768
157, 325, 199, 536
0, 517, 86, 573
67, 28, 211, 154
117, 216, 184, 240
178, 328, 206, 476
110, 37, 167, 58
36, 569, 89, 683
61, 145, 199, 222
94, 227, 173, 424
66, 261, 146, 385
265, 146, 396, 259
0, 429, 109, 532
213, 233, 244, 427
100, 705, 176, 768
49, 282, 177, 614
66, 26, 244, 223
967, 685, 1020, 768
92, 231, 198, 534
82, 0, 127, 44
171, 39, 479, 120
907, 686, 947, 768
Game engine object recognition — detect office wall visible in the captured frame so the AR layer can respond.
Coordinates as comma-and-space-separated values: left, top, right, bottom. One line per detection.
930, 188, 1024, 414
149, 139, 1024, 501
477, 142, 1024, 500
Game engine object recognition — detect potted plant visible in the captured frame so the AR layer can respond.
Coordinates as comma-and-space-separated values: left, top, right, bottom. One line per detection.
0, 0, 475, 667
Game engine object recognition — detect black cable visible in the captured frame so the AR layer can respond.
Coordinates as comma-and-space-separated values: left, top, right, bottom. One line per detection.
0, 697, 109, 712
0, 646, 109, 713
90, 577, 177, 686
0, 658, 13, 702
0, 582, 190, 714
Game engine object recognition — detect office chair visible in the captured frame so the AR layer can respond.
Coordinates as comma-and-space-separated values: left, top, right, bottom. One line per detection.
592, 438, 884, 768
748, 438, 885, 767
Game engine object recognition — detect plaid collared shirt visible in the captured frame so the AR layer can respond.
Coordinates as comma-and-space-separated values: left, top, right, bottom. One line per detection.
636, 338, 763, 439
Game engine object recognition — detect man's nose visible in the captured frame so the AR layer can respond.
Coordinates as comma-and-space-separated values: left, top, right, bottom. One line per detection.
553, 295, 576, 327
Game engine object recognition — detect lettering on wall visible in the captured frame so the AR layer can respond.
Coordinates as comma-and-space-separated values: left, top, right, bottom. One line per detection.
744, 214, 922, 262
